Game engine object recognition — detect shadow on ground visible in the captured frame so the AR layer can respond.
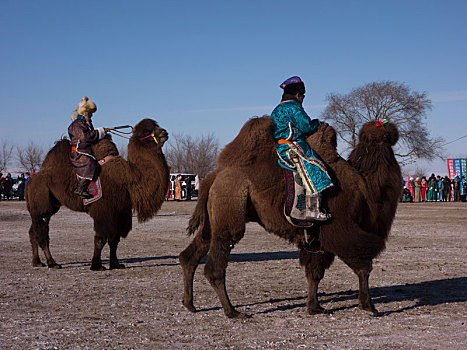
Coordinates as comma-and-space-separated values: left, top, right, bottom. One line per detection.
60, 250, 299, 268
195, 277, 467, 316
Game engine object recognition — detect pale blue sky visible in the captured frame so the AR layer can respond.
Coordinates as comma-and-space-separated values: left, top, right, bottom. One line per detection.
1, 0, 466, 175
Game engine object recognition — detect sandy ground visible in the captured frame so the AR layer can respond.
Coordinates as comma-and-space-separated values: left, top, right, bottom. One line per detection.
0, 199, 466, 349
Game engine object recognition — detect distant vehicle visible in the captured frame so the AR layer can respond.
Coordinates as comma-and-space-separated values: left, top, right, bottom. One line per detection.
168, 173, 197, 200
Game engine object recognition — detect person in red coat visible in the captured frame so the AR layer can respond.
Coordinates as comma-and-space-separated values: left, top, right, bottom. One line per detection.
68, 96, 106, 198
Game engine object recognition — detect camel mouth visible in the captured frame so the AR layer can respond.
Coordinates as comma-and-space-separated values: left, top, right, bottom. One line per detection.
155, 129, 169, 145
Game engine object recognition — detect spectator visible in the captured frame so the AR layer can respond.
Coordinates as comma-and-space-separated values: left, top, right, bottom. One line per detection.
436, 175, 444, 202
443, 176, 451, 202
420, 176, 428, 202
426, 177, 437, 202
407, 176, 414, 201
414, 177, 422, 202
461, 176, 467, 202
0, 173, 4, 200
453, 175, 461, 202
185, 176, 192, 201
174, 174, 182, 201
16, 173, 26, 200
166, 180, 172, 200
3, 173, 13, 200
195, 174, 200, 192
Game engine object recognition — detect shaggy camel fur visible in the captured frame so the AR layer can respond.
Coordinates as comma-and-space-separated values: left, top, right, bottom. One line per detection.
179, 117, 401, 317
26, 119, 169, 270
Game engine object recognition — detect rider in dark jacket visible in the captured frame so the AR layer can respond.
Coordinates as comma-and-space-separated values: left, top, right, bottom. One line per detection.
68, 96, 106, 198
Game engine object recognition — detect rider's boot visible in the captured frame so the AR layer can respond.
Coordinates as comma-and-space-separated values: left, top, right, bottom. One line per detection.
306, 192, 332, 221
74, 177, 93, 199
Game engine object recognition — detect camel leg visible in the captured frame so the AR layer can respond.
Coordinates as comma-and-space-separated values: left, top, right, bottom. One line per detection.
204, 232, 244, 318
300, 249, 334, 314
30, 216, 61, 269
91, 214, 123, 271
90, 235, 107, 271
179, 230, 211, 312
108, 235, 125, 270
342, 258, 378, 316
29, 224, 45, 267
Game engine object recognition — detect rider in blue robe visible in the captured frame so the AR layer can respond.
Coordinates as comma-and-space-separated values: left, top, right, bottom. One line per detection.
271, 76, 333, 221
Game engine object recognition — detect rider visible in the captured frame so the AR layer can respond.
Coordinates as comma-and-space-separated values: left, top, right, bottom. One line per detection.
68, 96, 107, 199
271, 76, 333, 221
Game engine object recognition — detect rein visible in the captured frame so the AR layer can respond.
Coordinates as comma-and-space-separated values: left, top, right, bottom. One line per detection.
106, 125, 133, 140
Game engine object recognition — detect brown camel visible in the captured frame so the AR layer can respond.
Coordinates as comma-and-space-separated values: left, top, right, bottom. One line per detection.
26, 119, 170, 270
179, 116, 401, 317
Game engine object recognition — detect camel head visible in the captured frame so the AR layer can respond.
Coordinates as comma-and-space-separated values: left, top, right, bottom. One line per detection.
358, 120, 399, 147
132, 118, 169, 148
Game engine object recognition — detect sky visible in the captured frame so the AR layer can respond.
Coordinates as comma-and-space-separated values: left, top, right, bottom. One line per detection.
1, 0, 466, 176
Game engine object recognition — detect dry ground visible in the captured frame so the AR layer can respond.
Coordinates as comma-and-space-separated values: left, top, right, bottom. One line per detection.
0, 199, 466, 349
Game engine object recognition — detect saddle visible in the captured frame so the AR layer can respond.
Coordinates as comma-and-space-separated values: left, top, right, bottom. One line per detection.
82, 155, 115, 205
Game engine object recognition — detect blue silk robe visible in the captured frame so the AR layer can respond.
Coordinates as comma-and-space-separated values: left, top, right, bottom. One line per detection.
270, 100, 333, 194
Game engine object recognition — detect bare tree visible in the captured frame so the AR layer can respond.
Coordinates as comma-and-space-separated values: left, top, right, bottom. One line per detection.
17, 141, 45, 173
322, 81, 444, 162
0, 140, 14, 172
166, 133, 219, 178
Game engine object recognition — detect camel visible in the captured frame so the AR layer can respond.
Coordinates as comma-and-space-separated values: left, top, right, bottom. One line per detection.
179, 116, 402, 317
26, 118, 170, 270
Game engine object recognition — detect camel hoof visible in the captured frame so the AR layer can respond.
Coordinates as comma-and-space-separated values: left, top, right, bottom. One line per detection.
33, 261, 46, 267
48, 263, 62, 269
359, 304, 379, 317
183, 302, 197, 313
308, 306, 327, 315
110, 263, 125, 270
225, 310, 247, 319
90, 265, 106, 271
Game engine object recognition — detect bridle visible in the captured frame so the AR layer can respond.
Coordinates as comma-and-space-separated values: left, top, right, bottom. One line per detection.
139, 127, 159, 144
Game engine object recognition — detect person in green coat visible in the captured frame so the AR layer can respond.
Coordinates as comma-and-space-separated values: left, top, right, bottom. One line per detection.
270, 76, 333, 221
426, 177, 438, 202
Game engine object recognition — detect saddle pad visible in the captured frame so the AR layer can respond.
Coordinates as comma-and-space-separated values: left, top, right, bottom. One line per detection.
83, 177, 102, 205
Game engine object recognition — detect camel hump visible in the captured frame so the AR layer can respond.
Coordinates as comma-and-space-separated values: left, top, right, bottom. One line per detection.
217, 116, 276, 168
91, 137, 119, 160
41, 139, 71, 168
40, 137, 119, 171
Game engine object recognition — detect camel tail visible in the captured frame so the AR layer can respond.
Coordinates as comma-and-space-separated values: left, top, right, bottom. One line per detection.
187, 170, 217, 236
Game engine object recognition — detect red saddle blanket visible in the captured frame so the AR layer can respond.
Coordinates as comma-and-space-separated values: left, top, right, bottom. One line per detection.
83, 178, 102, 205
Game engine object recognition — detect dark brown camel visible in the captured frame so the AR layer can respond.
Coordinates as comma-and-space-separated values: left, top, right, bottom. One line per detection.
26, 119, 169, 270
179, 117, 401, 317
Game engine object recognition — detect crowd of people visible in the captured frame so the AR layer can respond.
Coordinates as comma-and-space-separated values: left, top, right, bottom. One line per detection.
401, 174, 467, 202
165, 174, 199, 201
0, 172, 31, 200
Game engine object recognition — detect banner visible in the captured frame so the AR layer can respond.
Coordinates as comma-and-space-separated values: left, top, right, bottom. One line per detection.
454, 159, 462, 178
461, 159, 467, 178
447, 159, 455, 179
447, 158, 467, 179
